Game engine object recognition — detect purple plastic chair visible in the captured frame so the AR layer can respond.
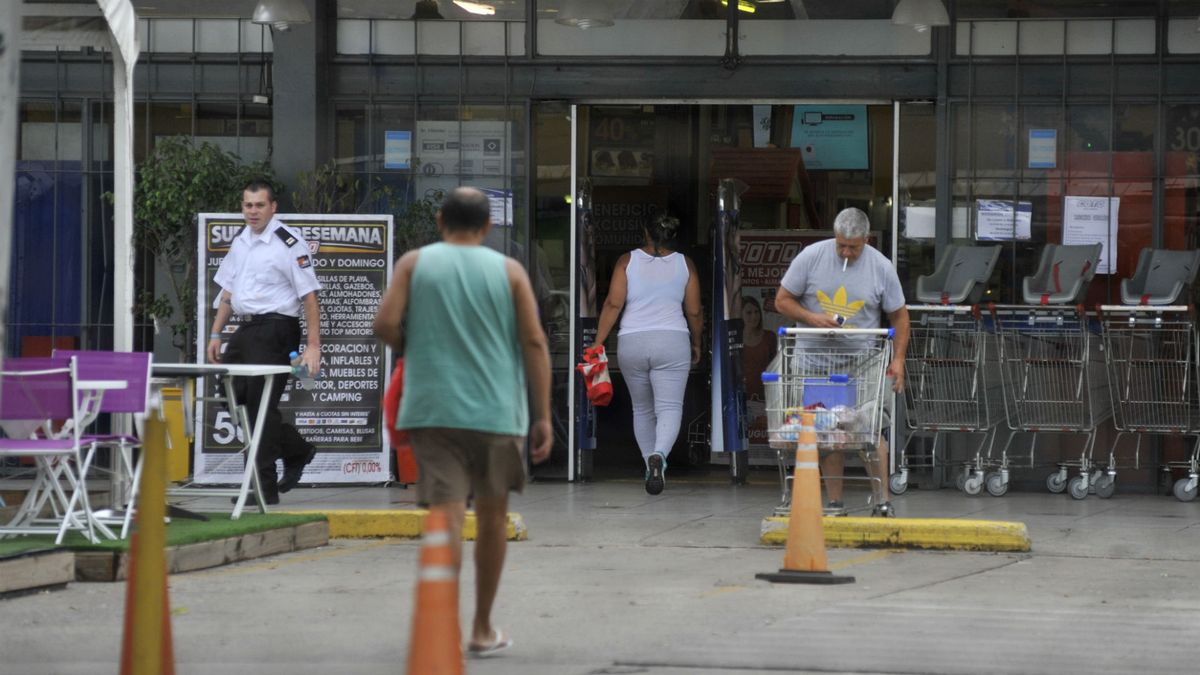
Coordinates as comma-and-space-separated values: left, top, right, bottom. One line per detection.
56, 350, 153, 538
0, 356, 108, 543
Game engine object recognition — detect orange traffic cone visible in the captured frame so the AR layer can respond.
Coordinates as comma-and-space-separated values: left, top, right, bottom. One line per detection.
119, 535, 176, 675
756, 411, 855, 584
406, 508, 464, 675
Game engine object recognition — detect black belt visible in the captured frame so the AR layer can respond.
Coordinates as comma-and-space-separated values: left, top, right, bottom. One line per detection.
243, 312, 299, 323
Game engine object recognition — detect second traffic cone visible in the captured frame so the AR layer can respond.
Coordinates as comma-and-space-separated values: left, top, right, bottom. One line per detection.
407, 508, 464, 675
756, 411, 855, 585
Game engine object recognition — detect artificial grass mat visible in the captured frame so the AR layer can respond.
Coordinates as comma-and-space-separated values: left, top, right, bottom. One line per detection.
0, 512, 326, 557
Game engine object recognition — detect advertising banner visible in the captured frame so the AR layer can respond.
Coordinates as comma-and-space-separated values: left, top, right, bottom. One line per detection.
196, 214, 393, 484
710, 179, 748, 462
738, 230, 804, 465
574, 180, 598, 479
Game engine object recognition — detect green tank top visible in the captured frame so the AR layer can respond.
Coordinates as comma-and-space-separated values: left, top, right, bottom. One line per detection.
397, 242, 528, 436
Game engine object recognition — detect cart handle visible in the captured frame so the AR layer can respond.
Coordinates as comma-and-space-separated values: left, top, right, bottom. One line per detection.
777, 327, 895, 339
905, 304, 977, 312
1096, 304, 1190, 314
761, 372, 852, 383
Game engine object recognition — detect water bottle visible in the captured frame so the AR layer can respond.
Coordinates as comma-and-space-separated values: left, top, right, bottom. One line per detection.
289, 350, 317, 389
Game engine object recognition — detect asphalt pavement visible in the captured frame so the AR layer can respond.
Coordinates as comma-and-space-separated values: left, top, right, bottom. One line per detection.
4, 474, 1200, 674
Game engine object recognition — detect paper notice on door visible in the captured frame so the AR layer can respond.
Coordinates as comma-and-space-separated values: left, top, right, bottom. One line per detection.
1063, 196, 1119, 274
976, 199, 1031, 241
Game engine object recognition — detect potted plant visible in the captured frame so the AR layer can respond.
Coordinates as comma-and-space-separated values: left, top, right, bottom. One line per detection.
129, 136, 275, 356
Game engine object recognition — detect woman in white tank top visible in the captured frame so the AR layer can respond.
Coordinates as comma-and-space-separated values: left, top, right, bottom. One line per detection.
593, 215, 703, 495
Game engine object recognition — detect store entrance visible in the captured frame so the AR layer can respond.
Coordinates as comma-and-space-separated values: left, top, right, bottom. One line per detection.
531, 102, 903, 482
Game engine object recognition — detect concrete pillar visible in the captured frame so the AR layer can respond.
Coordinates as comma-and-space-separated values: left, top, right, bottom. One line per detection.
270, 0, 328, 210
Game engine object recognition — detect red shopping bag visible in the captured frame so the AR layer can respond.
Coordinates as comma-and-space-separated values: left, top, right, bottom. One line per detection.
576, 345, 613, 406
383, 359, 420, 484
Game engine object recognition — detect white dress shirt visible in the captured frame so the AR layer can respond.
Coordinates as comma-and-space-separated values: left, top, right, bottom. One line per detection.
214, 218, 321, 317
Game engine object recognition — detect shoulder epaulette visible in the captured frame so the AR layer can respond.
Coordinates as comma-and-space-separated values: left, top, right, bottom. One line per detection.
274, 227, 299, 248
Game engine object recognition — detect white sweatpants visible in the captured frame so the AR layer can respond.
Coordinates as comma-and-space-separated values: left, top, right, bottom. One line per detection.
616, 330, 692, 464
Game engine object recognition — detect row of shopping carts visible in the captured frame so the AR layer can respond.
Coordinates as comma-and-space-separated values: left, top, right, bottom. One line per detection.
895, 245, 1200, 501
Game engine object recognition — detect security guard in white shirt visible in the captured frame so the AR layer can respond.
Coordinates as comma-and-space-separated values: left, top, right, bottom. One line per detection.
206, 179, 322, 504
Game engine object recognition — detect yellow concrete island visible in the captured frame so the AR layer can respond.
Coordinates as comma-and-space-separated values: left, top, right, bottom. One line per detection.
761, 516, 1031, 552
283, 510, 528, 541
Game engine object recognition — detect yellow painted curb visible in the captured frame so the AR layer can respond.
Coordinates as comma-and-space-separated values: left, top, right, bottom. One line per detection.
760, 516, 1030, 552
282, 510, 528, 541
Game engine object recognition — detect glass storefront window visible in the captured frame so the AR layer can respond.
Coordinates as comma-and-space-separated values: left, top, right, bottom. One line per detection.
897, 103, 938, 302
195, 102, 272, 163
331, 102, 527, 256
956, 0, 1158, 19
11, 101, 86, 356
1165, 104, 1200, 259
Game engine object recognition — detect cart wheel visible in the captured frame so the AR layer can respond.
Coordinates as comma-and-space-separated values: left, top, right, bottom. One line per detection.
985, 472, 1008, 497
889, 472, 908, 496
1067, 475, 1089, 500
963, 475, 983, 496
1046, 471, 1067, 494
1173, 477, 1198, 502
956, 470, 969, 492
1094, 475, 1116, 499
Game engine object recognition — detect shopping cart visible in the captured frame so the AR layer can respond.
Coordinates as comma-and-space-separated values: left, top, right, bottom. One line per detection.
1098, 305, 1200, 500
763, 327, 894, 515
894, 244, 1003, 496
991, 304, 1111, 499
899, 305, 1006, 496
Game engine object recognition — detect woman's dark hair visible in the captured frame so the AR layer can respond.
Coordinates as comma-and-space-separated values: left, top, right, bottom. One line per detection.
743, 295, 761, 313
645, 214, 680, 256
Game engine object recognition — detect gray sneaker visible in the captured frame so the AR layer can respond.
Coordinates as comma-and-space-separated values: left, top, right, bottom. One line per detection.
645, 453, 665, 495
872, 501, 895, 518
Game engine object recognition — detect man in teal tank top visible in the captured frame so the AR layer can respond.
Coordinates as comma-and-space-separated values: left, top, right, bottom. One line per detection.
374, 187, 551, 657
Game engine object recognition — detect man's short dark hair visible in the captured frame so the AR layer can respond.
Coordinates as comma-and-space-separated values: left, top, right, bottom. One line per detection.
243, 177, 277, 202
439, 187, 491, 232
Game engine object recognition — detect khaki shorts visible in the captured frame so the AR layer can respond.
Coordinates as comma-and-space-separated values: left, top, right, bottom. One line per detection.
408, 427, 527, 507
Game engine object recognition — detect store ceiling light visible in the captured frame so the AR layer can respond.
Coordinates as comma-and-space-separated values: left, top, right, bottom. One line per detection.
720, 0, 757, 13
453, 1, 496, 16
891, 0, 948, 33
251, 0, 312, 32
555, 0, 614, 29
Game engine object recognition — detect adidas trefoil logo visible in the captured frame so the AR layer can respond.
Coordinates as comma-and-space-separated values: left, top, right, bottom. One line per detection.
815, 286, 865, 320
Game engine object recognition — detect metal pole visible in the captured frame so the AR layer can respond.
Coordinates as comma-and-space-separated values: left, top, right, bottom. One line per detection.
567, 104, 577, 482
0, 2, 19, 363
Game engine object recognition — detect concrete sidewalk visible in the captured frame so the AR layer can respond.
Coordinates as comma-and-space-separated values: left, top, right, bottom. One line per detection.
4, 477, 1200, 674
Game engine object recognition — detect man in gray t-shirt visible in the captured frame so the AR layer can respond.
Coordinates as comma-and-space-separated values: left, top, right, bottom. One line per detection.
775, 207, 910, 517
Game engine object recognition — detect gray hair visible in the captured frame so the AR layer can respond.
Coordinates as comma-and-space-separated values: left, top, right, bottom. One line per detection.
832, 207, 870, 239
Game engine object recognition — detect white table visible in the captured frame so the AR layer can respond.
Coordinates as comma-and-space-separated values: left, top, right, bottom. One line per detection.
153, 362, 292, 519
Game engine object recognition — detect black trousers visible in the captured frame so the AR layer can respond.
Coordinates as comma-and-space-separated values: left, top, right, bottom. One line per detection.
223, 315, 309, 495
